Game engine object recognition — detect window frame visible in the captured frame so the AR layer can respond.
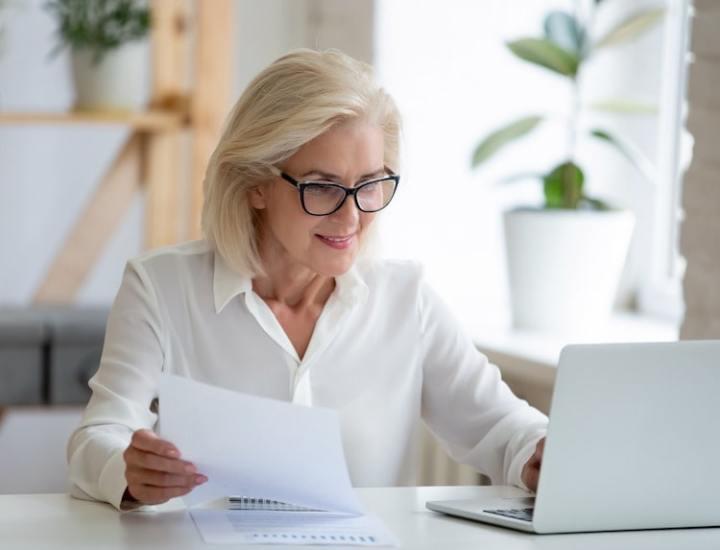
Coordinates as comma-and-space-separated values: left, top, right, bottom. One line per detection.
637, 0, 692, 322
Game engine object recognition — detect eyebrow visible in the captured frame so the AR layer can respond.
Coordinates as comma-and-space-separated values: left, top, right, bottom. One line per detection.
299, 168, 386, 181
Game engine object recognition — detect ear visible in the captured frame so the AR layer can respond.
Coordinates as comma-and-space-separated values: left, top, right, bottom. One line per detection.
248, 184, 268, 210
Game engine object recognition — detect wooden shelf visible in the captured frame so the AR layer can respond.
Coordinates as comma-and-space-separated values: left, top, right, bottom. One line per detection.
24, 0, 232, 304
0, 110, 186, 131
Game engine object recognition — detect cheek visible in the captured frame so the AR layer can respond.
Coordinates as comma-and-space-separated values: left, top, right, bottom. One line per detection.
358, 213, 378, 249
359, 212, 377, 232
266, 198, 322, 246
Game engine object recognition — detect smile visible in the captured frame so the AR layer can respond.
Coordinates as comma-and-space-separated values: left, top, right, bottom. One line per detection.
316, 233, 356, 250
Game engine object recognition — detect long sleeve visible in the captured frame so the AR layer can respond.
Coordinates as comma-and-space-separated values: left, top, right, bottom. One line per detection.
67, 261, 165, 510
419, 282, 548, 489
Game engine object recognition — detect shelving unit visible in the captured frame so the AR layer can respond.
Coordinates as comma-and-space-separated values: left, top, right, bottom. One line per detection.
0, 0, 232, 303
0, 111, 185, 130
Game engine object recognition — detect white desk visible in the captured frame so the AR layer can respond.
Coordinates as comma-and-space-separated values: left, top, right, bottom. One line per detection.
2, 486, 719, 549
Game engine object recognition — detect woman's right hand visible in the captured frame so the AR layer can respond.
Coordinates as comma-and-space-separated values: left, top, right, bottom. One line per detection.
123, 429, 207, 505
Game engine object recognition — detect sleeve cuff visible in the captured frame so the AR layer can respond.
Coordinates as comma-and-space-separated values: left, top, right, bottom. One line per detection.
507, 432, 545, 492
98, 448, 133, 511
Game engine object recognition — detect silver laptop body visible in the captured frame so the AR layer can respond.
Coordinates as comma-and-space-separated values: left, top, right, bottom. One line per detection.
427, 340, 720, 534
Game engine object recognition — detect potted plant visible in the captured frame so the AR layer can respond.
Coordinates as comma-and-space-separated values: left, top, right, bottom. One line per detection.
45, 0, 151, 111
471, 2, 664, 333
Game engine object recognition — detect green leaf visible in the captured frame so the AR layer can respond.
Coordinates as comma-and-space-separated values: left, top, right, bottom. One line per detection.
594, 8, 665, 50
543, 161, 584, 209
507, 38, 579, 77
588, 98, 657, 115
44, 0, 151, 62
590, 128, 655, 182
471, 116, 543, 168
543, 11, 585, 57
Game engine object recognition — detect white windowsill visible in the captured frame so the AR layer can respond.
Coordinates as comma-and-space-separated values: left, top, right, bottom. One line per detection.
463, 311, 679, 413
472, 311, 680, 371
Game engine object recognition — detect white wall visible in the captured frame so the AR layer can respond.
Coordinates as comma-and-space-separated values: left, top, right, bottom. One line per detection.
234, 0, 310, 98
235, 0, 374, 96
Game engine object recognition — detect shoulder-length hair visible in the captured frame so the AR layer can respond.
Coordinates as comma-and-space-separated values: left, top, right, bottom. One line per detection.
201, 48, 401, 278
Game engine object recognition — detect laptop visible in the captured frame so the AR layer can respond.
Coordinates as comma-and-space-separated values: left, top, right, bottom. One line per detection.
426, 340, 720, 534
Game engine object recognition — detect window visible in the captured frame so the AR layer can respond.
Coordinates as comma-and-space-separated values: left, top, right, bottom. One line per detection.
374, 0, 686, 330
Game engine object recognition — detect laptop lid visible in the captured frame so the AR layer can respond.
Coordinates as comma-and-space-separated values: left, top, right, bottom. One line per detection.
533, 340, 720, 533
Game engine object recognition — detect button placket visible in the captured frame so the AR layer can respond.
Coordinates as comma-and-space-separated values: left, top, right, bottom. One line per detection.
290, 292, 358, 404
292, 368, 313, 406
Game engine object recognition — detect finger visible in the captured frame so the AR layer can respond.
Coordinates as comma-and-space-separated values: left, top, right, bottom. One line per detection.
533, 438, 545, 462
537, 437, 546, 455
527, 448, 541, 468
127, 467, 206, 488
124, 446, 197, 475
524, 466, 540, 492
131, 429, 180, 458
129, 484, 194, 505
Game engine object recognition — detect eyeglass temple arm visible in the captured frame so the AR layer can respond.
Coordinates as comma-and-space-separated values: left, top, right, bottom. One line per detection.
268, 165, 300, 187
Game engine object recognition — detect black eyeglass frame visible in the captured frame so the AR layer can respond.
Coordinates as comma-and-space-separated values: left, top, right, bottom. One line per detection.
271, 166, 400, 216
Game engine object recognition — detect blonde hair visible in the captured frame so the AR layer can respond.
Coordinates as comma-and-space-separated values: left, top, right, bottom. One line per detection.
201, 48, 402, 277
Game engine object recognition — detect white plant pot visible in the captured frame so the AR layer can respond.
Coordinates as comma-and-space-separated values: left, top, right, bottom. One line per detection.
71, 40, 150, 111
504, 209, 635, 334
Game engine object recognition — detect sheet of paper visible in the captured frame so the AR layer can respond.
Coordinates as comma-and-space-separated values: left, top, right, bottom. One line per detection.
190, 509, 399, 546
157, 374, 364, 514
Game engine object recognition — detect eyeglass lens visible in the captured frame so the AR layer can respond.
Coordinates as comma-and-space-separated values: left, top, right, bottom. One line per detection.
303, 178, 396, 215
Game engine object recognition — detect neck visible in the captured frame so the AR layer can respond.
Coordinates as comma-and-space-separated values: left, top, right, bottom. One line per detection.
252, 238, 334, 309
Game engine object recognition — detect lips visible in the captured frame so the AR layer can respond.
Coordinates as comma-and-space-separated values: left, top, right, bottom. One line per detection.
318, 234, 353, 242
316, 233, 356, 249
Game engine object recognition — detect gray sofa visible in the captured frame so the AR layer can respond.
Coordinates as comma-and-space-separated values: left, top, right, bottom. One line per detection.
0, 307, 108, 406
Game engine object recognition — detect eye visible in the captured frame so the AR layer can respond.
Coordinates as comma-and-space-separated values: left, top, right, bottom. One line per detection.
360, 180, 379, 190
305, 184, 337, 194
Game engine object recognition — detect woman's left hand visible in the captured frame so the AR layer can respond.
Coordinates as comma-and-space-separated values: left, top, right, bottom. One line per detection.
521, 437, 545, 492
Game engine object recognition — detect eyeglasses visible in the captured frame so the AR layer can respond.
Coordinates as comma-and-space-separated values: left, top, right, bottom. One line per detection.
269, 166, 400, 216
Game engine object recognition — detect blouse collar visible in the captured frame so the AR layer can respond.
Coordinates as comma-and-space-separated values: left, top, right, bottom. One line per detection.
213, 250, 369, 314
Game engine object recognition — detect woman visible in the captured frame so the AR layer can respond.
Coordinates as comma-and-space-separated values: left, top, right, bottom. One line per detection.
68, 49, 547, 511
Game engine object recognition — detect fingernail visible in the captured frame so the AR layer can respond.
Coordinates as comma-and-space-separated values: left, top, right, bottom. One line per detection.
195, 475, 208, 484
184, 464, 197, 474
166, 448, 179, 458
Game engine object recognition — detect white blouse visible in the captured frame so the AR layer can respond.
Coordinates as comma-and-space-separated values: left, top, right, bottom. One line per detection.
68, 240, 548, 510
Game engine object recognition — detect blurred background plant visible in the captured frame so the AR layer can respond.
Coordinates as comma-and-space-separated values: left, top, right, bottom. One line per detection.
471, 0, 665, 211
44, 0, 150, 65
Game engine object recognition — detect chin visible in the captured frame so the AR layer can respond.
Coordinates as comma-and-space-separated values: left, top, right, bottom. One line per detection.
314, 253, 357, 277
309, 237, 361, 276
322, 261, 356, 278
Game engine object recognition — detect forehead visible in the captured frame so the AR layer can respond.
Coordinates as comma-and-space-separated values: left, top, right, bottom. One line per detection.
285, 121, 384, 177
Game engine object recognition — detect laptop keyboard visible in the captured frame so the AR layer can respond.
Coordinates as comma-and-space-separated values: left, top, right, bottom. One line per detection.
484, 507, 534, 522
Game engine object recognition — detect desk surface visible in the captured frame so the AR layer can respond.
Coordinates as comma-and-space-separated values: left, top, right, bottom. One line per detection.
2, 486, 719, 549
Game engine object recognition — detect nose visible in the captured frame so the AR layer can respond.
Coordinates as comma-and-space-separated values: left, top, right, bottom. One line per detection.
330, 193, 361, 225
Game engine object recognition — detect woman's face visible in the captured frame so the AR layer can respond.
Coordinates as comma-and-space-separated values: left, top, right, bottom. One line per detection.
251, 120, 385, 277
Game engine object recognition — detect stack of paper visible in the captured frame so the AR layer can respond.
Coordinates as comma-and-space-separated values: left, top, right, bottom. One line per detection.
158, 374, 398, 546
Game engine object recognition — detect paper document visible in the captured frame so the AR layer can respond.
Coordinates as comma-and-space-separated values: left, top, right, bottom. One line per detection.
190, 509, 398, 546
157, 374, 363, 514
157, 375, 397, 545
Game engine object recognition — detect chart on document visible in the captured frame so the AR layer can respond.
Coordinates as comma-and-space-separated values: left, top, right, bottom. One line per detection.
190, 509, 397, 546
